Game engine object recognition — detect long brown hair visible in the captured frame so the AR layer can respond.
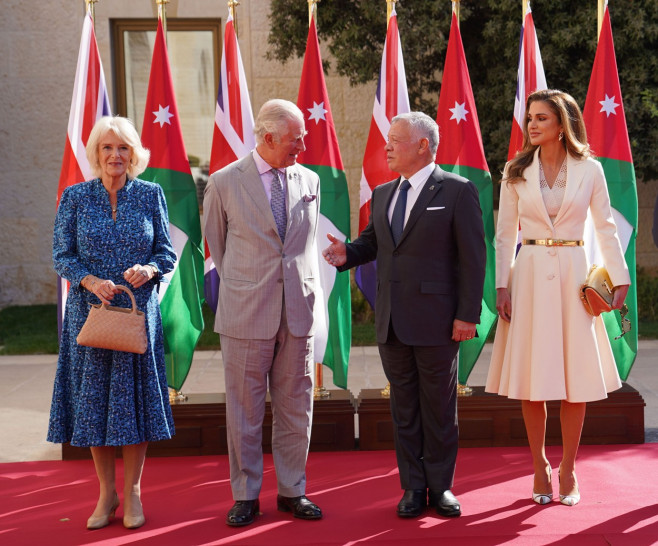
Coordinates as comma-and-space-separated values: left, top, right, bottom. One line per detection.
505, 89, 590, 183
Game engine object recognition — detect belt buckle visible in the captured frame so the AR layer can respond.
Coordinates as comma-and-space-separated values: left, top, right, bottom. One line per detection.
545, 238, 555, 246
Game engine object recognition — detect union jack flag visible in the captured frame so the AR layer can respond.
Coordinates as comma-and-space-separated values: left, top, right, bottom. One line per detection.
205, 10, 255, 313
356, 7, 410, 307
56, 9, 111, 335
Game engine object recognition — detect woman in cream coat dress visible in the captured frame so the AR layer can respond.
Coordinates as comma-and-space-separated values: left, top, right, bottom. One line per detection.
486, 90, 630, 507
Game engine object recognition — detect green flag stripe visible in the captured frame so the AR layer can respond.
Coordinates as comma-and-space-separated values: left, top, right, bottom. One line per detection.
322, 270, 351, 389
440, 163, 497, 383
304, 164, 351, 236
597, 157, 637, 380
598, 158, 638, 226
159, 241, 205, 390
142, 167, 203, 243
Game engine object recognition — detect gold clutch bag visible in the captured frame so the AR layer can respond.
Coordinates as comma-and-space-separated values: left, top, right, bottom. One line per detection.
580, 264, 630, 339
77, 285, 147, 354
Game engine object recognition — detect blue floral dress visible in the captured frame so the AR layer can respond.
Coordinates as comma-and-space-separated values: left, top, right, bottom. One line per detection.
48, 178, 177, 447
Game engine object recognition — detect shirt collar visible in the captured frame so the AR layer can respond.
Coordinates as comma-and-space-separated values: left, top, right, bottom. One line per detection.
253, 149, 285, 177
402, 162, 436, 190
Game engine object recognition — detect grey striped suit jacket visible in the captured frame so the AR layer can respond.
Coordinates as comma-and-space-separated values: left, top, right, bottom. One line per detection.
203, 153, 320, 339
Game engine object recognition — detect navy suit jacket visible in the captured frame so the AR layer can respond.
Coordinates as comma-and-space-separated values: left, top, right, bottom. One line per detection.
340, 165, 486, 346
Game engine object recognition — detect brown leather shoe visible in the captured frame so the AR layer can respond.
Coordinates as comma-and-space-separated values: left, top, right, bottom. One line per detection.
396, 489, 427, 518
226, 499, 259, 527
428, 489, 461, 517
276, 495, 322, 520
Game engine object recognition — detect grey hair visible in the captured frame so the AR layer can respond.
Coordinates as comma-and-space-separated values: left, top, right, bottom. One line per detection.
391, 112, 440, 156
86, 116, 150, 179
254, 99, 305, 145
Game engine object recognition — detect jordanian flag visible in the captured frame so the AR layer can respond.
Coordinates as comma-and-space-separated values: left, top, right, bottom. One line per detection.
436, 12, 497, 384
297, 17, 351, 389
583, 3, 637, 380
140, 18, 205, 390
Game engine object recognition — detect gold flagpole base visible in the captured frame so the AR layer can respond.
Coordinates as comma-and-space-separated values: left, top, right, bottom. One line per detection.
457, 383, 473, 397
380, 382, 390, 398
169, 388, 188, 404
314, 362, 331, 399
313, 385, 331, 399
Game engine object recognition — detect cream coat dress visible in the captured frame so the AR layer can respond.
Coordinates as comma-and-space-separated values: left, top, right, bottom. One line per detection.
486, 150, 630, 402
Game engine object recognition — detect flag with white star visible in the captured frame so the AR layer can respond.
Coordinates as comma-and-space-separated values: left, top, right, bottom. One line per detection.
435, 11, 496, 384
140, 18, 204, 391
583, 3, 638, 379
296, 17, 351, 389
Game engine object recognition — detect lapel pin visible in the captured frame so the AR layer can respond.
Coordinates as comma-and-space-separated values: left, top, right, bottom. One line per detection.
429, 185, 435, 191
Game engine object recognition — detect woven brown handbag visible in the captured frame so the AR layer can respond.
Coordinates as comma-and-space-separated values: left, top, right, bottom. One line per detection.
77, 285, 147, 354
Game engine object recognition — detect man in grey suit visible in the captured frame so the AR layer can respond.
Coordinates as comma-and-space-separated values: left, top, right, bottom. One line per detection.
204, 99, 322, 527
323, 112, 486, 518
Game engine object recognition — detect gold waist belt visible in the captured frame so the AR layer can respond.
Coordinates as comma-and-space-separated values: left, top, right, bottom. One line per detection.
523, 238, 584, 247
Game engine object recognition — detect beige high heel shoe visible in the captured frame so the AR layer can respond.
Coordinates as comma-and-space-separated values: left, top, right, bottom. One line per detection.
532, 465, 553, 505
86, 492, 120, 530
123, 494, 146, 529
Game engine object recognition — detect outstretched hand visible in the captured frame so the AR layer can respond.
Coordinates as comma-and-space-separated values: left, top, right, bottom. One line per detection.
322, 233, 347, 267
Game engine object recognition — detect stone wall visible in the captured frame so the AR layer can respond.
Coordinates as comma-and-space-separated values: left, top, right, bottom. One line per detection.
0, 0, 656, 308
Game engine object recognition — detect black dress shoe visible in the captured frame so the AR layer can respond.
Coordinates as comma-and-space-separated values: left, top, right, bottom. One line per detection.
397, 489, 427, 518
226, 499, 259, 527
276, 495, 322, 520
429, 489, 461, 517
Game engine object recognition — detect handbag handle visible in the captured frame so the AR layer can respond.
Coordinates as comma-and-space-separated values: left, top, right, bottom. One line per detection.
102, 285, 139, 314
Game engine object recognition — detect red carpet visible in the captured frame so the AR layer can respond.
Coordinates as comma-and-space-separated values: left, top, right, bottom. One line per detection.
2, 445, 657, 545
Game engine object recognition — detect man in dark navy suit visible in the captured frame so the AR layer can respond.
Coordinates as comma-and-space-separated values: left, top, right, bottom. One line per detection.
323, 112, 486, 518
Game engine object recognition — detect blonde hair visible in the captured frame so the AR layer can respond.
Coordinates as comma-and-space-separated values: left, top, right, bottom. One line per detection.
254, 99, 305, 145
86, 116, 150, 179
506, 89, 590, 183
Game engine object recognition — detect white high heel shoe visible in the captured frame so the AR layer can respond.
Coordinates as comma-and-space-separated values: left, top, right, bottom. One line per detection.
558, 466, 580, 506
532, 465, 553, 505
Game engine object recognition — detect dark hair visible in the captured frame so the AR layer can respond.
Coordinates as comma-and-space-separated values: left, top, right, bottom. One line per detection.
505, 89, 590, 183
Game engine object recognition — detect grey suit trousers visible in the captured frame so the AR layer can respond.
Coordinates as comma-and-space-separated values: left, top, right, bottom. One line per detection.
221, 302, 314, 500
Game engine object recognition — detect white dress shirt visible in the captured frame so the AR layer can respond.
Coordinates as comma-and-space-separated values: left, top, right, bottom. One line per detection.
387, 162, 436, 227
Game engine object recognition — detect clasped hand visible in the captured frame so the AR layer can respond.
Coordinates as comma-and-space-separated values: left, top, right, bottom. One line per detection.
86, 264, 153, 304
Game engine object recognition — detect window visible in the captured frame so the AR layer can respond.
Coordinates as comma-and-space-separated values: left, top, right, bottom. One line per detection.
112, 18, 221, 202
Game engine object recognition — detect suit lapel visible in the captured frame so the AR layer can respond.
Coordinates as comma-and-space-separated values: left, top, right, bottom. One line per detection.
377, 180, 399, 245
519, 148, 553, 228
396, 166, 444, 247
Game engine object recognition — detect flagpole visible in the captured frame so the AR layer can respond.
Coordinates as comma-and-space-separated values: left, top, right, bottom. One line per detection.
228, 0, 240, 37
306, 0, 331, 400
522, 0, 529, 19
452, 0, 460, 24
387, 0, 396, 25
156, 0, 169, 37
380, 0, 398, 400
597, 0, 606, 39
85, 0, 98, 24
154, 0, 185, 403
308, 0, 319, 26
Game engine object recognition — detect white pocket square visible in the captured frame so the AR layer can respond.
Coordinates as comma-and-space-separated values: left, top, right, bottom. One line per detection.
427, 206, 445, 210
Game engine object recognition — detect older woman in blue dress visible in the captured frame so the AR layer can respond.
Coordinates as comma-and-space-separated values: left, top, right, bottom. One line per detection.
48, 116, 176, 530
